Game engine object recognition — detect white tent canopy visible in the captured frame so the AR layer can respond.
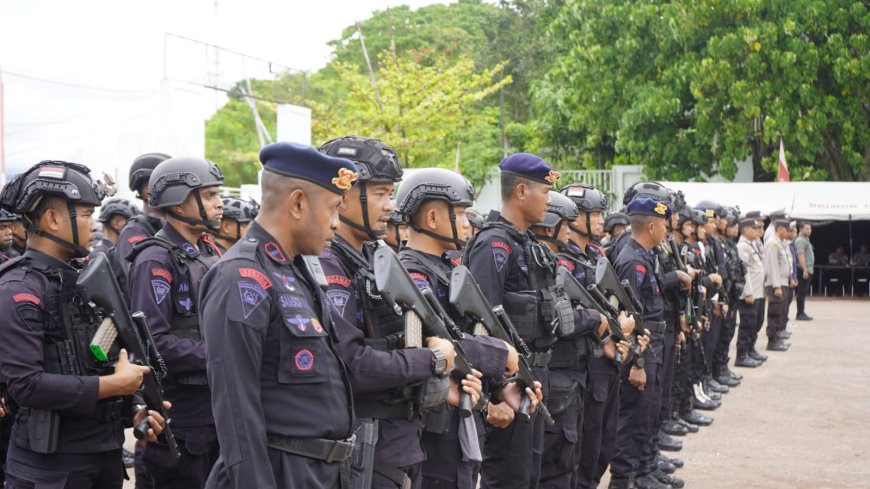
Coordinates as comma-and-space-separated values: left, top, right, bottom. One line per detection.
661, 181, 870, 221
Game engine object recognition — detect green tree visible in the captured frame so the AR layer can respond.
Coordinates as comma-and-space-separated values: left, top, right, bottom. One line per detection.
536, 0, 870, 181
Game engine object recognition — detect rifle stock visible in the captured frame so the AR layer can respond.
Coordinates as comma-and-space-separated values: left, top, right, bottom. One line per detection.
77, 252, 180, 459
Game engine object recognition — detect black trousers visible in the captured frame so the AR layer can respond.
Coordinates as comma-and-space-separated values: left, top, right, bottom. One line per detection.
765, 288, 787, 341
142, 435, 219, 489
539, 367, 585, 489
0, 413, 12, 486
5, 444, 123, 489
712, 304, 738, 375
577, 359, 620, 489
480, 366, 548, 489
656, 318, 679, 434
753, 297, 766, 348
796, 269, 812, 315
736, 299, 758, 355
610, 333, 663, 480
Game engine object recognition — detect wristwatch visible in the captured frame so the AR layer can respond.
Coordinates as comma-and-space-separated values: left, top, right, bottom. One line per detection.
429, 348, 448, 376
632, 357, 645, 369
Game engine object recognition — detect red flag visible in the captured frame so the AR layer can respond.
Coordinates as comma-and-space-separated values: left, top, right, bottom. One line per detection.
777, 138, 790, 182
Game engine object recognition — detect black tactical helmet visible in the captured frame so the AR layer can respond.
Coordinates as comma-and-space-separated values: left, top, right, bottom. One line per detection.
221, 197, 259, 223
537, 191, 579, 228
623, 181, 670, 206
675, 205, 695, 232
561, 183, 608, 212
695, 200, 724, 218
561, 183, 607, 239
319, 136, 403, 183
0, 209, 19, 223
129, 152, 171, 194
0, 160, 110, 257
148, 157, 224, 229
395, 168, 475, 249
466, 209, 485, 232
319, 135, 403, 239
98, 198, 139, 223
691, 208, 709, 226
604, 212, 630, 234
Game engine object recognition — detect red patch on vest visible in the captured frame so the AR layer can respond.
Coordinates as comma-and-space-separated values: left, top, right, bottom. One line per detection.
635, 265, 647, 274
239, 268, 272, 289
127, 235, 146, 244
558, 259, 575, 271
410, 272, 428, 282
693, 248, 701, 254
13, 293, 40, 305
450, 258, 461, 266
491, 241, 512, 254
327, 274, 351, 288
151, 268, 173, 283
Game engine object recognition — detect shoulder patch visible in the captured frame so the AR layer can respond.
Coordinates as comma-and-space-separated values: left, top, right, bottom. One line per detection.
13, 293, 41, 305
128, 235, 146, 244
239, 268, 272, 289
151, 267, 173, 283
15, 303, 42, 323
492, 246, 509, 272
635, 264, 646, 284
327, 274, 352, 288
326, 289, 350, 317
491, 241, 512, 254
238, 280, 269, 319
558, 259, 575, 271
151, 280, 171, 305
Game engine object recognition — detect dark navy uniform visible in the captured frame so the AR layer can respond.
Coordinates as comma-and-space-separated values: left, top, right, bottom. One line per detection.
399, 250, 509, 489
320, 240, 443, 489
116, 214, 162, 289
610, 231, 672, 483
540, 241, 604, 489
0, 245, 12, 486
0, 251, 127, 488
91, 237, 113, 255
564, 241, 621, 489
128, 223, 220, 487
464, 213, 557, 489
201, 223, 356, 488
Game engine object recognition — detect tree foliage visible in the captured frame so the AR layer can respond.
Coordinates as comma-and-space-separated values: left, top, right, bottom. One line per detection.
536, 0, 870, 181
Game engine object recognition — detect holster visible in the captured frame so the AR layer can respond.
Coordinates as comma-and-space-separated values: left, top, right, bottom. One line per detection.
27, 408, 60, 454
350, 419, 378, 489
422, 403, 455, 434
418, 375, 450, 410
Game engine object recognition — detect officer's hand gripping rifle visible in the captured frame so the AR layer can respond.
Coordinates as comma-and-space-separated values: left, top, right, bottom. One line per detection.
555, 268, 639, 363
594, 257, 645, 332
448, 265, 554, 425
77, 252, 180, 459
373, 247, 475, 418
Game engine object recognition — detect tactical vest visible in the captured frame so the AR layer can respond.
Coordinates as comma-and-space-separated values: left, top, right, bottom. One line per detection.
128, 232, 216, 385
0, 254, 127, 452
330, 240, 406, 343
724, 240, 746, 301
330, 240, 421, 420
551, 251, 601, 367
655, 244, 681, 315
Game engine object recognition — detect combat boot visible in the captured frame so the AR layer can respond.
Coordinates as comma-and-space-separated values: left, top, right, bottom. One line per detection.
653, 469, 684, 488
735, 354, 762, 367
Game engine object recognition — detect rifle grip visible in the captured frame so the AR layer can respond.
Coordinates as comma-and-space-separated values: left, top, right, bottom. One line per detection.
518, 395, 531, 422
134, 417, 149, 440
458, 392, 472, 418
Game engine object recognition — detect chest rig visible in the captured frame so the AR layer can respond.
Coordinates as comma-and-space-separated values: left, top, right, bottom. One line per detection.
330, 240, 405, 344
464, 220, 573, 352
129, 231, 217, 384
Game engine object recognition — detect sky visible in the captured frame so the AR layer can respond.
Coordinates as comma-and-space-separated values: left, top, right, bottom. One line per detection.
0, 0, 453, 180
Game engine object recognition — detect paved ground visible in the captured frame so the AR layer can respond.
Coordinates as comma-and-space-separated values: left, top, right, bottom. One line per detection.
123, 297, 870, 488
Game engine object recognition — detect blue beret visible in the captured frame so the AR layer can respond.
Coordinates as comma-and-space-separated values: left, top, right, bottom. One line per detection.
627, 197, 671, 219
260, 142, 358, 195
498, 153, 561, 185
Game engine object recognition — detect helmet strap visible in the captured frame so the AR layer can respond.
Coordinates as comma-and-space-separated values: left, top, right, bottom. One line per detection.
340, 182, 385, 240
23, 207, 91, 259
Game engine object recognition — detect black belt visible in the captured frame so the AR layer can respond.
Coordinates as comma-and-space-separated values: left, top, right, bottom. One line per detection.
267, 433, 356, 463
643, 321, 667, 334
528, 350, 552, 367
354, 398, 415, 420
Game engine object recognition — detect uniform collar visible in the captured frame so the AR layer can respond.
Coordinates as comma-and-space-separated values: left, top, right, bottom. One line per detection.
23, 249, 76, 271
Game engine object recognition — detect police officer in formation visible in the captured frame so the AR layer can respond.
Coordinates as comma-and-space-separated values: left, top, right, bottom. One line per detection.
0, 141, 799, 489
0, 161, 168, 488
127, 157, 225, 488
